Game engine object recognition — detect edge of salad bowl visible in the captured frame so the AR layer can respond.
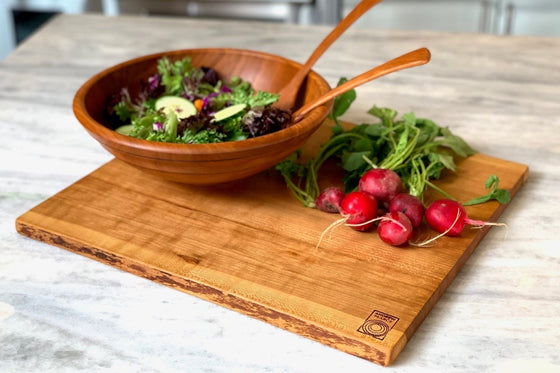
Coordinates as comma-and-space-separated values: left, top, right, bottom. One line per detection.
72, 48, 333, 185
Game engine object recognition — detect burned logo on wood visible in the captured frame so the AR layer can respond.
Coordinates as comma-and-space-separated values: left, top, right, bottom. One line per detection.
358, 310, 399, 340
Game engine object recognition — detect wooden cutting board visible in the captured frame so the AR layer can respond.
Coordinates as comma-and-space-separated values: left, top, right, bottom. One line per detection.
16, 120, 528, 366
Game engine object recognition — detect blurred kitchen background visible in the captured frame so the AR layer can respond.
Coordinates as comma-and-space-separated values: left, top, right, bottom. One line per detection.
1, 0, 559, 60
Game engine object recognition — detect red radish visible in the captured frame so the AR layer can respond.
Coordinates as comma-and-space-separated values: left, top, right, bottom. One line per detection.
315, 187, 345, 213
378, 211, 413, 246
340, 191, 378, 231
389, 193, 425, 228
359, 168, 402, 205
425, 199, 502, 236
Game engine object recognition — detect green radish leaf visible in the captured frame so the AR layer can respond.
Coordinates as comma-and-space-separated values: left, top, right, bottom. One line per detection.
329, 78, 356, 119
426, 153, 446, 179
343, 170, 362, 193
331, 122, 344, 135
367, 106, 397, 124
485, 174, 499, 189
341, 151, 371, 171
395, 125, 410, 154
492, 189, 512, 204
275, 80, 479, 207
353, 138, 375, 152
463, 174, 511, 205
364, 123, 384, 138
435, 151, 456, 172
415, 118, 440, 146
407, 173, 423, 199
402, 112, 416, 127
440, 127, 477, 157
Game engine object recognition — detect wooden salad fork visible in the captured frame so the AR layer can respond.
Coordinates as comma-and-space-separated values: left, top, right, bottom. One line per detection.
275, 0, 385, 111
291, 47, 432, 122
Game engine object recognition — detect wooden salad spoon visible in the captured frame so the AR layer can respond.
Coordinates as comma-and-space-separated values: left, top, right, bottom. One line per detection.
275, 0, 385, 111
291, 47, 431, 122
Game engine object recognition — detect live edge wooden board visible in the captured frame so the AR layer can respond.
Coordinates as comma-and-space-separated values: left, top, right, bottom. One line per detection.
16, 120, 528, 366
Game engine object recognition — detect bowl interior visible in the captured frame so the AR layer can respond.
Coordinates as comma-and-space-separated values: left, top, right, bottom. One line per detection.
82, 48, 322, 133
73, 46, 334, 182
73, 48, 334, 184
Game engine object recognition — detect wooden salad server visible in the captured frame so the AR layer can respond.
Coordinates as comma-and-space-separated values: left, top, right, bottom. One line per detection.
275, 0, 385, 111
291, 47, 431, 122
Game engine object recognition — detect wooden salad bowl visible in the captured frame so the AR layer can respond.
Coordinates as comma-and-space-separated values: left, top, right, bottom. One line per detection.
73, 48, 333, 185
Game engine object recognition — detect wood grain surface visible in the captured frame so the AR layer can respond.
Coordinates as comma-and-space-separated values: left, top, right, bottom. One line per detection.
15, 120, 528, 366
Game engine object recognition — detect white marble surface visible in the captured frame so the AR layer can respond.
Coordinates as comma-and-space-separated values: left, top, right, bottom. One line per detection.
1, 13, 559, 372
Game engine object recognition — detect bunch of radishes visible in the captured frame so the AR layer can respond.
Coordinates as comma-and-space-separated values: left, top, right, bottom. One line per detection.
315, 168, 494, 247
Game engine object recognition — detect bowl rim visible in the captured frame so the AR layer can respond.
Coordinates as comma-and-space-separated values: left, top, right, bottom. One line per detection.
72, 47, 333, 156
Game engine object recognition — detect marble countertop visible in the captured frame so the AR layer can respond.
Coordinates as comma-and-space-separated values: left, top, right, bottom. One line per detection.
1, 13, 559, 373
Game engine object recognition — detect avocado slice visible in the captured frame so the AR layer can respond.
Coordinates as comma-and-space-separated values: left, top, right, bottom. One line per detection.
115, 124, 134, 136
212, 103, 247, 122
155, 96, 197, 119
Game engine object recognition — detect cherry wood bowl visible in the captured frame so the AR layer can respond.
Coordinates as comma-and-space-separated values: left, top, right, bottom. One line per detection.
73, 48, 333, 185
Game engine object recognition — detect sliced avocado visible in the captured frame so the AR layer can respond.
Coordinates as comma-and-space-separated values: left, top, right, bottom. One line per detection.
212, 103, 247, 122
155, 96, 197, 119
115, 124, 134, 136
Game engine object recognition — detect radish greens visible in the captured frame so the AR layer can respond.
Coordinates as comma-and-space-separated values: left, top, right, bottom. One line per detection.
276, 78, 508, 206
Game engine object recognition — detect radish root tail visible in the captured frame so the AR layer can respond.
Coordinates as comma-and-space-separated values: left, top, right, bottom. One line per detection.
468, 219, 509, 239
465, 218, 507, 228
315, 216, 348, 249
344, 216, 384, 228
411, 210, 461, 247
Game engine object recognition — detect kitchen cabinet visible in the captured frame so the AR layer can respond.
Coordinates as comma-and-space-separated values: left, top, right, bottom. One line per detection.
2, 0, 559, 61
497, 0, 560, 36
108, 0, 314, 23
0, 0, 339, 61
342, 0, 560, 36
342, 0, 493, 33
0, 0, 101, 60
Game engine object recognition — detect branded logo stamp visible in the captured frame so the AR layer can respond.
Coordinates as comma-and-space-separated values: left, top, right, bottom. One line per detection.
357, 310, 399, 340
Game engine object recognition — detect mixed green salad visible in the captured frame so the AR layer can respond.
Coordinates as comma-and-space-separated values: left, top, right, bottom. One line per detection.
106, 56, 292, 144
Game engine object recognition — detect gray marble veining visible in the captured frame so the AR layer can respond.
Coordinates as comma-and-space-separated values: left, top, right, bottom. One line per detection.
1, 13, 559, 372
